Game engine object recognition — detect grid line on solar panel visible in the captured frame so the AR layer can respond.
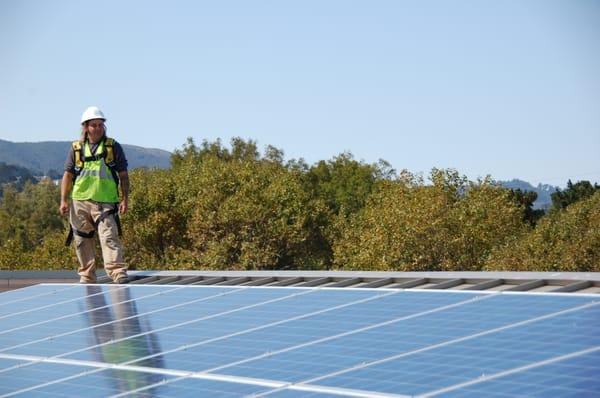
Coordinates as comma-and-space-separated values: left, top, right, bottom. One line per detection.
417, 345, 600, 397
0, 285, 246, 352
193, 291, 491, 376
105, 363, 408, 398
0, 292, 396, 394
163, 291, 591, 380
0, 285, 136, 321
1, 360, 312, 398
3, 289, 596, 396
0, 360, 176, 398
0, 353, 285, 397
0, 288, 392, 396
5, 286, 333, 360
71, 290, 490, 397
0, 285, 81, 309
463, 350, 600, 398
0, 286, 96, 319
0, 285, 187, 338
61, 289, 487, 375
85, 292, 492, 394
278, 384, 411, 398
244, 297, 600, 397
0, 352, 490, 398
114, 290, 400, 370
428, 361, 600, 397
0, 352, 280, 387
0, 287, 318, 378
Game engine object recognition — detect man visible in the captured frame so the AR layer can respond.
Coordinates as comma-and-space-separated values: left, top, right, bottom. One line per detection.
60, 106, 130, 284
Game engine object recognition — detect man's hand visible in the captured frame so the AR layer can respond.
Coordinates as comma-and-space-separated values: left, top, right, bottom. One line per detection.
60, 171, 74, 217
118, 170, 129, 215
119, 198, 128, 215
59, 200, 69, 216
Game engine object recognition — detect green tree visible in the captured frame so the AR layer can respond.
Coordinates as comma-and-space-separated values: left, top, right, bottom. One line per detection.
122, 167, 187, 268
333, 169, 528, 271
0, 180, 71, 270
486, 191, 600, 272
0, 162, 36, 185
125, 138, 329, 270
304, 152, 394, 217
182, 150, 328, 270
507, 188, 545, 226
551, 180, 600, 212
301, 152, 395, 266
0, 181, 64, 250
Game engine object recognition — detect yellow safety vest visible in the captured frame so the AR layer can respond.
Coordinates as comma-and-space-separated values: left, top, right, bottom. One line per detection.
71, 139, 120, 203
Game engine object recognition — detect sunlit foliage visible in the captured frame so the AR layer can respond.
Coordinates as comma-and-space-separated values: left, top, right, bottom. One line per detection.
1, 138, 599, 272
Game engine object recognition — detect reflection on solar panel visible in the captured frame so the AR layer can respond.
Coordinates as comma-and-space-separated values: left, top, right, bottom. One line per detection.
0, 284, 598, 397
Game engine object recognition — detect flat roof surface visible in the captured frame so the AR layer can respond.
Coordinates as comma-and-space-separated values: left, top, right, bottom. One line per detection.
2, 270, 600, 294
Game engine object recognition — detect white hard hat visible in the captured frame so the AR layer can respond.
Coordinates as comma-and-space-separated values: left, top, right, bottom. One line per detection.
81, 106, 106, 124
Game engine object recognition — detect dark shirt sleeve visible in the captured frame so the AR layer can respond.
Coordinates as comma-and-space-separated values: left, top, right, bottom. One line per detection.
113, 141, 128, 172
64, 146, 76, 174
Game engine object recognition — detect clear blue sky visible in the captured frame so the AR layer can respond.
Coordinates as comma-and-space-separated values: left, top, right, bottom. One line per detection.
1, 0, 599, 186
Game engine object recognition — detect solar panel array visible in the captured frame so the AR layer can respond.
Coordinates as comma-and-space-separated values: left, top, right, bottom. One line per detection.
0, 284, 598, 397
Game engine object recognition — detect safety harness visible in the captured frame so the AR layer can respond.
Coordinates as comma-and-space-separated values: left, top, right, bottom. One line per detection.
65, 137, 123, 246
73, 137, 119, 184
65, 204, 122, 246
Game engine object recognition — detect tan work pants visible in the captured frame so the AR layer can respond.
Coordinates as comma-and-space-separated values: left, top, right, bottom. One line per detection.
69, 200, 127, 283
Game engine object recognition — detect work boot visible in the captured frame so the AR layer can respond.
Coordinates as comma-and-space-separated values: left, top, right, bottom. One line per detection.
115, 275, 130, 284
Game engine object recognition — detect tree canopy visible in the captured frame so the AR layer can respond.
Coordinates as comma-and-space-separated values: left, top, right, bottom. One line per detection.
333, 170, 528, 271
551, 180, 600, 212
1, 137, 598, 272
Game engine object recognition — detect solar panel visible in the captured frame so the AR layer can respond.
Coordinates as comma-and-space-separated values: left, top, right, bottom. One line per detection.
0, 284, 598, 397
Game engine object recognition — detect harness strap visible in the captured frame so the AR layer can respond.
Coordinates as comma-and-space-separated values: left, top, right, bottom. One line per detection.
75, 229, 95, 238
104, 137, 115, 166
94, 205, 119, 229
72, 137, 118, 179
65, 227, 95, 246
64, 205, 121, 246
65, 228, 73, 246
73, 141, 84, 173
83, 154, 106, 162
114, 212, 123, 236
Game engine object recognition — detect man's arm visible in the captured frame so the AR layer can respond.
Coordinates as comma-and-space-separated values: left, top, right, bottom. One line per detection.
118, 171, 129, 214
60, 171, 74, 215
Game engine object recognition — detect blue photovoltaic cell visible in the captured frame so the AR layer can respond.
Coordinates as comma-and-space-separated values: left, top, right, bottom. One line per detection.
0, 285, 85, 318
1, 284, 599, 398
0, 285, 152, 331
219, 293, 596, 384
261, 390, 359, 398
60, 288, 378, 363
0, 285, 235, 351
0, 358, 28, 372
305, 296, 600, 396
434, 349, 600, 398
6, 286, 308, 358
0, 361, 89, 395
0, 284, 78, 310
0, 362, 176, 397
116, 376, 271, 398
143, 290, 481, 374
0, 361, 268, 397
20, 373, 275, 398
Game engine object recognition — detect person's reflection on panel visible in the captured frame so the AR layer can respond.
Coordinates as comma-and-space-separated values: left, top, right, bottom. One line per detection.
83, 286, 165, 395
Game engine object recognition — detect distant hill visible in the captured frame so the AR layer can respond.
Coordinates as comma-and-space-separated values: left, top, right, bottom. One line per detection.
0, 162, 36, 184
0, 139, 171, 175
500, 179, 559, 210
